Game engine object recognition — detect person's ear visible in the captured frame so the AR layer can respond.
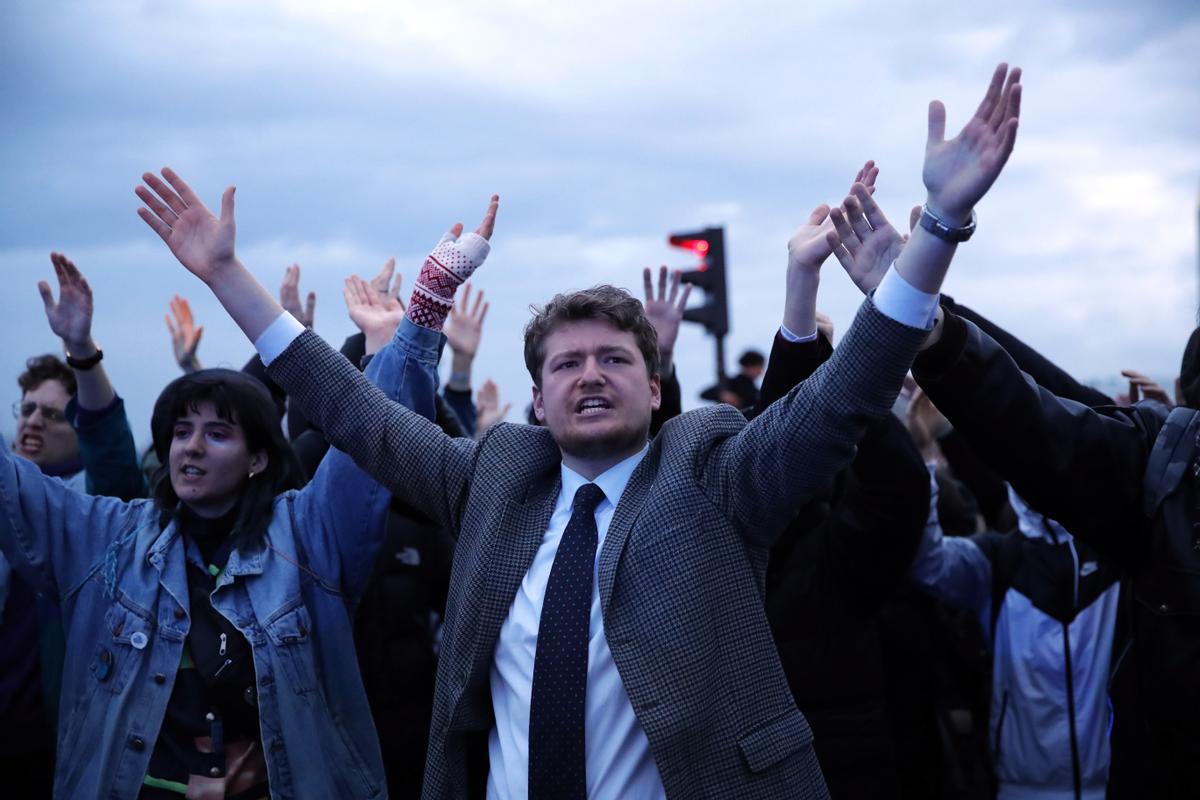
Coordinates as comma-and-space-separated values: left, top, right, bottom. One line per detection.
649, 373, 662, 411
248, 450, 269, 477
531, 385, 547, 423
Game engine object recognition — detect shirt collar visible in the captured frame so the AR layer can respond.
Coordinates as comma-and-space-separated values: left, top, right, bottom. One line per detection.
560, 443, 649, 511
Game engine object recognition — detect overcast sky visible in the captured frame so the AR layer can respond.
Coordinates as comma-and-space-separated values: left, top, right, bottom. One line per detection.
2, 0, 1198, 447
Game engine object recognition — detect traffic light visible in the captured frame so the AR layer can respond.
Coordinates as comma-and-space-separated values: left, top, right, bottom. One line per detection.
668, 226, 728, 337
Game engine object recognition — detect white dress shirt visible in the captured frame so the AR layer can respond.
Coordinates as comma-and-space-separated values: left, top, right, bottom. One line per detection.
487, 444, 664, 800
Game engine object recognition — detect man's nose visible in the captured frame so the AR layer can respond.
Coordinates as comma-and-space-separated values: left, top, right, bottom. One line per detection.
580, 356, 606, 384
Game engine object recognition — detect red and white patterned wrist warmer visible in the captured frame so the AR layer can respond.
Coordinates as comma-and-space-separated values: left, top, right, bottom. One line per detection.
406, 232, 491, 331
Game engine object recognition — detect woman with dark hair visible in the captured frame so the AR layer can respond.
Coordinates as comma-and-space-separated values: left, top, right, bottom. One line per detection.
0, 204, 496, 798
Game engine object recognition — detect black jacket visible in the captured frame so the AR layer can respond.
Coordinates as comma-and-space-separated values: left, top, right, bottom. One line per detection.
913, 308, 1200, 798
759, 332, 943, 799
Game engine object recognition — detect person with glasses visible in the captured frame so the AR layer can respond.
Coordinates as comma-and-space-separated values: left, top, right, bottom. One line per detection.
2, 253, 146, 796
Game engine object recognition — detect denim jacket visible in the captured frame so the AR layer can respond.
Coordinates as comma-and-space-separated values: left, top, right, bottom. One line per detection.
0, 318, 443, 799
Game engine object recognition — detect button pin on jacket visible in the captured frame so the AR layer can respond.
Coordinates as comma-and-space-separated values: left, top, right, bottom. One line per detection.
130, 631, 148, 650
92, 648, 114, 682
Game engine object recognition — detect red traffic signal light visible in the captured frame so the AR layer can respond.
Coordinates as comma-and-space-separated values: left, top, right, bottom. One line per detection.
668, 235, 711, 261
668, 226, 728, 337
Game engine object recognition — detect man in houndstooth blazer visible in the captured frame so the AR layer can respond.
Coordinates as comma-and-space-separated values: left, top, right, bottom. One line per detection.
259, 291, 928, 799
138, 62, 1021, 799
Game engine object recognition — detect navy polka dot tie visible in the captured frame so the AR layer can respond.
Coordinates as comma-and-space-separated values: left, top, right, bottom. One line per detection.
529, 483, 606, 800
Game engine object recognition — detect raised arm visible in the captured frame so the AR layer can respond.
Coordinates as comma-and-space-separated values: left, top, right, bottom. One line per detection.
136, 169, 498, 524
831, 64, 1021, 312
940, 295, 1113, 407
290, 274, 441, 599
913, 310, 1152, 561
707, 65, 1023, 541
642, 265, 690, 432
39, 253, 143, 499
0, 439, 143, 599
442, 282, 490, 435
165, 295, 204, 373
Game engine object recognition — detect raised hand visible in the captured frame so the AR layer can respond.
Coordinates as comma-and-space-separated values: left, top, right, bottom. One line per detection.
344, 274, 404, 355
38, 252, 95, 352
924, 64, 1021, 222
827, 183, 905, 294
136, 168, 237, 284
369, 257, 405, 313
786, 159, 879, 277
444, 283, 489, 360
280, 263, 316, 328
908, 387, 952, 464
642, 266, 691, 375
406, 195, 499, 332
165, 295, 204, 372
1122, 369, 1174, 407
474, 378, 511, 439
815, 311, 834, 343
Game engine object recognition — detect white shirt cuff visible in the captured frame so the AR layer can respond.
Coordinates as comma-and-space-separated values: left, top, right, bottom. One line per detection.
873, 262, 939, 330
254, 312, 306, 366
779, 324, 818, 343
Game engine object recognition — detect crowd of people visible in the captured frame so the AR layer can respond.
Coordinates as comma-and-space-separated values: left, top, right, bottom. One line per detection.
0, 62, 1196, 800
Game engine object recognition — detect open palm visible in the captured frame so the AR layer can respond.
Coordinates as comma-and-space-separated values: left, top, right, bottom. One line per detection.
136, 168, 237, 282
924, 65, 1021, 220
827, 184, 904, 294
39, 252, 94, 347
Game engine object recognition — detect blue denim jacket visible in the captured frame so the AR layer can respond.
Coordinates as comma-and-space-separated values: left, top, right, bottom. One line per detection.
0, 318, 443, 799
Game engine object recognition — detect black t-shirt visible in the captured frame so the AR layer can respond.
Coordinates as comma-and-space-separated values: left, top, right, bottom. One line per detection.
141, 504, 269, 800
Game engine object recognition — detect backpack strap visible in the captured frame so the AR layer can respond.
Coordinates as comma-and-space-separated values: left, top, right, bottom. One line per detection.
1142, 406, 1200, 518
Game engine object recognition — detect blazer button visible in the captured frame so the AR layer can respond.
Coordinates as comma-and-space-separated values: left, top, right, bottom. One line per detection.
130, 737, 145, 752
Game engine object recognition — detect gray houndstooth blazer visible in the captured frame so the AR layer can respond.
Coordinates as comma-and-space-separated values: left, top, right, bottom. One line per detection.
267, 298, 928, 799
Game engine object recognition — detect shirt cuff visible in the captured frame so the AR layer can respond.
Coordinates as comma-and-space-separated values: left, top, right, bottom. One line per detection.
779, 323, 818, 343
873, 263, 939, 330
254, 312, 306, 366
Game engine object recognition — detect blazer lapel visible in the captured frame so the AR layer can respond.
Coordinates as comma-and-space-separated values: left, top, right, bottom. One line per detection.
456, 472, 562, 727
598, 455, 652, 615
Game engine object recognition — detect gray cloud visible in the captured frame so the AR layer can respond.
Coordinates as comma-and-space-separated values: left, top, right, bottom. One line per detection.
2, 0, 1197, 447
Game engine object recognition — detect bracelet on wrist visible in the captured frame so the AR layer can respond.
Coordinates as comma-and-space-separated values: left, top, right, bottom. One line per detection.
919, 205, 977, 243
65, 344, 104, 371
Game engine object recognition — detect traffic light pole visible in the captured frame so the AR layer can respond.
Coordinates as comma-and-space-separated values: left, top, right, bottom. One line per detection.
714, 333, 727, 387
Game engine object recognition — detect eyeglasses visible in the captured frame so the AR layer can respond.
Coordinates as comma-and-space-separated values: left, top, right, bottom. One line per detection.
12, 400, 68, 424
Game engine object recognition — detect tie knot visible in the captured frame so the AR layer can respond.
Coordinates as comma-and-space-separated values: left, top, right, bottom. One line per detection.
572, 483, 605, 515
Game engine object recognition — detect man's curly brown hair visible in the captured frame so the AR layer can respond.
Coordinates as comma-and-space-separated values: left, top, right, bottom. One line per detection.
18, 354, 76, 397
523, 285, 659, 387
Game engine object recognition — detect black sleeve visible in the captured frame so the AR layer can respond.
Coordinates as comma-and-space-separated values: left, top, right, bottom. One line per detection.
241, 353, 288, 419
941, 295, 1112, 407
937, 429, 1013, 531
824, 412, 931, 615
756, 331, 833, 416
759, 327, 928, 613
913, 310, 1153, 562
649, 364, 682, 436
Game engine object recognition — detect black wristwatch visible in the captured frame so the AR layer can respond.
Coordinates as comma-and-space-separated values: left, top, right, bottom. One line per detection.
918, 204, 977, 243
65, 345, 104, 371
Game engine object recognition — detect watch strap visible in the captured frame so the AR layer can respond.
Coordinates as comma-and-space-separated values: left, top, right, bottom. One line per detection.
919, 205, 977, 243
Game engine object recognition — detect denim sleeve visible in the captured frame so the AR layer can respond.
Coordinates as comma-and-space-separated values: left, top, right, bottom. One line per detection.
67, 395, 147, 501
0, 440, 143, 599
289, 318, 442, 602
